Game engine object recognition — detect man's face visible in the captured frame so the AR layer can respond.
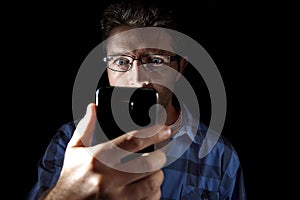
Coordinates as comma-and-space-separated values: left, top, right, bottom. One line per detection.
105, 27, 185, 109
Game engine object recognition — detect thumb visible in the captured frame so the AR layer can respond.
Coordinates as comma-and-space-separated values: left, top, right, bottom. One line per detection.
69, 103, 97, 147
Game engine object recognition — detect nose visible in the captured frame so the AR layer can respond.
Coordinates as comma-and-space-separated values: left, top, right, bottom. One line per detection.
129, 59, 149, 87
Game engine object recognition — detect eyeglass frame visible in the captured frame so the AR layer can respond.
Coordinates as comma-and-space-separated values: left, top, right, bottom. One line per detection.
103, 54, 180, 72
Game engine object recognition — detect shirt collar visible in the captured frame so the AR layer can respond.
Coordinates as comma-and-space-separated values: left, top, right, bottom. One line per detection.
155, 103, 202, 151
169, 103, 200, 144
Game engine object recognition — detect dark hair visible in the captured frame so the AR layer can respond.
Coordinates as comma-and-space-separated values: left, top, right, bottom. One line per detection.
100, 0, 179, 40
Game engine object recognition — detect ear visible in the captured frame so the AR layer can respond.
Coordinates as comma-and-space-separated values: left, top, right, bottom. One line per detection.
176, 56, 188, 81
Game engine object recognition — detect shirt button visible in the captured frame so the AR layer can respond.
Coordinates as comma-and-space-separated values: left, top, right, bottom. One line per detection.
201, 191, 208, 200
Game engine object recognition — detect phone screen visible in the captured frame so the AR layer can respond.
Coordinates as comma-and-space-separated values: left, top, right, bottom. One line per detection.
95, 86, 158, 152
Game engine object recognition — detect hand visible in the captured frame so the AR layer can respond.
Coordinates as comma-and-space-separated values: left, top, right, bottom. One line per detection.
43, 103, 171, 200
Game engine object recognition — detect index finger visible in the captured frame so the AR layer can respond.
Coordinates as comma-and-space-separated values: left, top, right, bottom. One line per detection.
92, 124, 171, 167
113, 124, 171, 154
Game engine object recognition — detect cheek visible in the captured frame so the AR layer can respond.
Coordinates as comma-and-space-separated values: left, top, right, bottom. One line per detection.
153, 85, 173, 106
150, 73, 177, 89
107, 71, 124, 86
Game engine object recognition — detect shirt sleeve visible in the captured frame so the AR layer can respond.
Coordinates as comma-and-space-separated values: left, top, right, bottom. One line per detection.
26, 121, 76, 200
219, 137, 247, 200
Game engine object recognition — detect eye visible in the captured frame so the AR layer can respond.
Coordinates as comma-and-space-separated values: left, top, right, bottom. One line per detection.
113, 57, 131, 66
151, 57, 163, 64
143, 55, 165, 65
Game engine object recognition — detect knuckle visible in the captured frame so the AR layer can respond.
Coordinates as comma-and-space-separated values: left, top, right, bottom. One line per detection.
154, 189, 162, 200
146, 177, 159, 192
129, 137, 143, 151
157, 170, 164, 183
142, 157, 154, 170
146, 171, 164, 192
83, 174, 105, 194
142, 152, 166, 171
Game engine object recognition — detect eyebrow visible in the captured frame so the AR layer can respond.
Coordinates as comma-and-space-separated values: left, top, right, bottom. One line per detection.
109, 49, 174, 56
108, 50, 129, 56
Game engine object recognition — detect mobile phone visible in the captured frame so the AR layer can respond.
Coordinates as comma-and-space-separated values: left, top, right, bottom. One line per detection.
95, 86, 159, 153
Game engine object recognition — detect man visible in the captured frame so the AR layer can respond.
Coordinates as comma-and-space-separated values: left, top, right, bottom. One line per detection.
28, 0, 247, 199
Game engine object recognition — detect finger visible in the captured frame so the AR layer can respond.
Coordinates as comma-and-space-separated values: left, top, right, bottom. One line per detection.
116, 150, 167, 174
68, 103, 97, 147
93, 125, 170, 165
142, 189, 161, 200
113, 125, 171, 154
124, 170, 163, 200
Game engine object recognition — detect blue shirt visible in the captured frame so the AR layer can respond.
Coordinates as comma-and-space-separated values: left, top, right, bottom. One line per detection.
27, 105, 247, 200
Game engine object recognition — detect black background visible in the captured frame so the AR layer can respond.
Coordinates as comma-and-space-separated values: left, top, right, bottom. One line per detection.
5, 1, 281, 199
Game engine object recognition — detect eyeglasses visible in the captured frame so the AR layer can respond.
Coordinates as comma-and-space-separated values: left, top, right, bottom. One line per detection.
103, 54, 179, 72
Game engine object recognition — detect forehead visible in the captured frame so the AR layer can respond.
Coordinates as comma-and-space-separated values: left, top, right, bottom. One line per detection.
106, 27, 175, 55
